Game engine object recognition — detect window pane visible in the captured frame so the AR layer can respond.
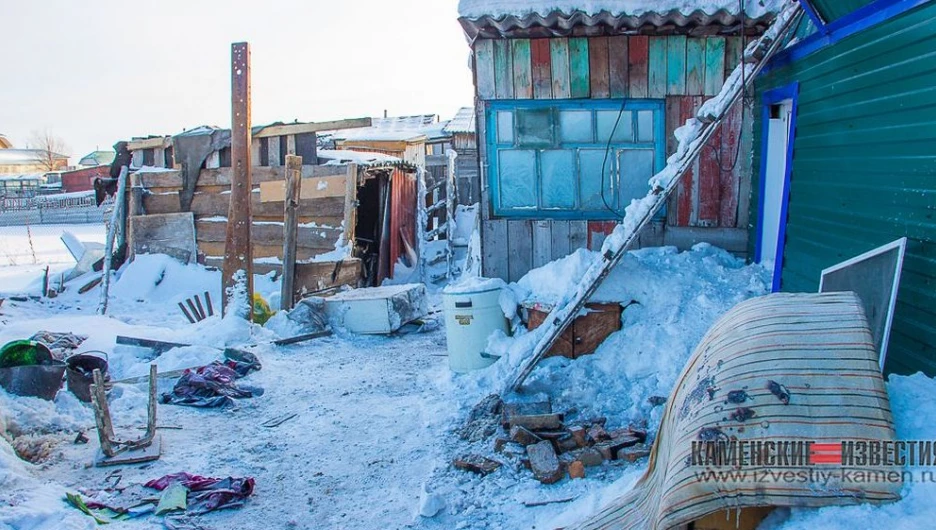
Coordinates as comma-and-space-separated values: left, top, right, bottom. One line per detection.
497, 111, 514, 144
516, 108, 554, 147
540, 150, 576, 209
637, 111, 655, 142
559, 110, 593, 143
596, 110, 634, 143
618, 149, 656, 207
498, 149, 537, 209
578, 149, 616, 211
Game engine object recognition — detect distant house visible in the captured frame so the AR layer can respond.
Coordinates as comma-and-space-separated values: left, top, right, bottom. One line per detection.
0, 148, 68, 175
445, 107, 480, 205
751, 0, 936, 375
60, 165, 111, 193
458, 0, 780, 281
0, 174, 43, 198
78, 150, 116, 168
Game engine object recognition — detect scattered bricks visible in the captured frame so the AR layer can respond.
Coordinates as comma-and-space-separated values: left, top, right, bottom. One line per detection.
568, 460, 586, 480
497, 441, 528, 459
648, 396, 667, 407
501, 401, 552, 428
494, 438, 510, 452
569, 426, 588, 448
587, 424, 610, 444
453, 454, 503, 476
527, 441, 564, 485
608, 430, 643, 449
556, 434, 579, 454
533, 430, 567, 440
617, 444, 652, 463
510, 426, 543, 446
629, 428, 648, 443
575, 447, 605, 467
594, 443, 615, 461
509, 413, 564, 432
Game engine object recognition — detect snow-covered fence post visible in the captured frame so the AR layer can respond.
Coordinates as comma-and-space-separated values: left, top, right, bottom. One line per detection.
97, 165, 129, 315
416, 165, 429, 285
445, 150, 457, 280
281, 154, 302, 310
223, 41, 254, 318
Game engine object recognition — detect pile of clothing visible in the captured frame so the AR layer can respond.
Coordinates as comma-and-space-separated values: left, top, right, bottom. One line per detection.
161, 355, 262, 408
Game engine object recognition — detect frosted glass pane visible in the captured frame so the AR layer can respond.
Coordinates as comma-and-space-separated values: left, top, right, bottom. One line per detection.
517, 108, 553, 147
540, 150, 576, 209
498, 150, 537, 209
578, 149, 615, 211
618, 149, 655, 207
596, 110, 634, 143
637, 111, 655, 142
559, 110, 593, 143
497, 111, 514, 144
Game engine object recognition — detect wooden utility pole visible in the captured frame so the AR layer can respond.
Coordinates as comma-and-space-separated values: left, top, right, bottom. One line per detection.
223, 42, 254, 317
280, 155, 303, 310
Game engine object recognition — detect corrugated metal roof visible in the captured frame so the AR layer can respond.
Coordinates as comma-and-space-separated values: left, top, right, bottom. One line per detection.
331, 115, 440, 143
458, 1, 786, 40
444, 107, 476, 135
78, 150, 116, 167
458, 0, 785, 19
0, 149, 68, 165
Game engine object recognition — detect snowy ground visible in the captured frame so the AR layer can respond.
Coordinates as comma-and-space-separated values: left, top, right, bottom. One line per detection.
0, 223, 107, 295
1, 243, 934, 529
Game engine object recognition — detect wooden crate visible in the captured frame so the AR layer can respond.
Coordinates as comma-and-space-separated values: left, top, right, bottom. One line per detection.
525, 302, 622, 359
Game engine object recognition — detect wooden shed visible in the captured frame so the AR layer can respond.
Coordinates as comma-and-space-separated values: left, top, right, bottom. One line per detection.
458, 0, 781, 281
750, 0, 936, 376
124, 119, 419, 298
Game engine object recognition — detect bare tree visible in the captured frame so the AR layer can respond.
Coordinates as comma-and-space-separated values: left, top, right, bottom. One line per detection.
27, 130, 69, 172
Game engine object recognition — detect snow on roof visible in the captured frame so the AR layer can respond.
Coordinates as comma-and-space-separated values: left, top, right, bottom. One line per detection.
458, 0, 785, 19
331, 115, 440, 143
317, 149, 404, 167
459, 0, 786, 40
444, 107, 476, 135
0, 173, 43, 181
78, 150, 116, 167
0, 149, 68, 165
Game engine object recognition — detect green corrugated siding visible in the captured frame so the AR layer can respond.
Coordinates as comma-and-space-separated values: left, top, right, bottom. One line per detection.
810, 0, 877, 22
752, 2, 936, 376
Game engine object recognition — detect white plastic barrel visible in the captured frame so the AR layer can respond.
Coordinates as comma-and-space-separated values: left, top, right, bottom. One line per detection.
442, 280, 509, 373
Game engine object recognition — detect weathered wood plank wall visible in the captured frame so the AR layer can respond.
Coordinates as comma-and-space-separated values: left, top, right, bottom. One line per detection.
473, 35, 753, 281
131, 164, 351, 266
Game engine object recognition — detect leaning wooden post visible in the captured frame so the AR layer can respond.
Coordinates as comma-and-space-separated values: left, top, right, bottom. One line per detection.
280, 155, 303, 310
98, 165, 128, 315
223, 42, 254, 318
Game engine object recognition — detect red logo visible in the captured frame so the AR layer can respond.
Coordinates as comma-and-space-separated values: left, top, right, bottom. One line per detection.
810, 443, 843, 465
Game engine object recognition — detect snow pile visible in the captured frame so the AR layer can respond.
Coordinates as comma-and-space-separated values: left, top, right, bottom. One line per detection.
476, 244, 771, 430
458, 0, 787, 18
0, 436, 93, 530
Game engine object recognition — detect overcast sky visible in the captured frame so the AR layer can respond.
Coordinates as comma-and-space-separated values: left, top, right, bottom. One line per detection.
0, 0, 474, 162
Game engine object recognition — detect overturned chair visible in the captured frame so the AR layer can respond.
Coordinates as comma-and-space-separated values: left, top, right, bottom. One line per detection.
569, 292, 902, 530
91, 364, 161, 467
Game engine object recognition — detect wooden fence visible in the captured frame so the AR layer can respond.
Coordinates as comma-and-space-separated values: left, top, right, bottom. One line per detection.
130, 164, 362, 293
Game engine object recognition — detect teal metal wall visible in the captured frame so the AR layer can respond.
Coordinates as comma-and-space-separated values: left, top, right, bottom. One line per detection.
751, 2, 936, 375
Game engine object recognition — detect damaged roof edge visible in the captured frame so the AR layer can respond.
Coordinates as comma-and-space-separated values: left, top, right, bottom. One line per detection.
459, 10, 777, 41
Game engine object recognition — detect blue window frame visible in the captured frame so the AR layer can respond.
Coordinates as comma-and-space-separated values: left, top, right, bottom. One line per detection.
487, 99, 666, 220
